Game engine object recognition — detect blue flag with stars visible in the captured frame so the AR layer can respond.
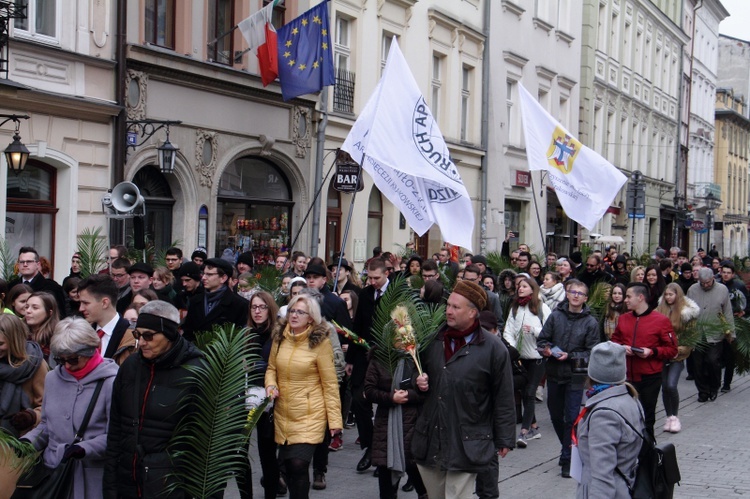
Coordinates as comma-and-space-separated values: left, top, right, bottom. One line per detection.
277, 1, 335, 101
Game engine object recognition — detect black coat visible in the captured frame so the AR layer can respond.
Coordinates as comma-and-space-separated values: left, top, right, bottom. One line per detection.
364, 356, 424, 467
411, 324, 517, 471
347, 284, 382, 386
181, 286, 249, 342
116, 287, 133, 316
319, 285, 353, 330
103, 338, 204, 499
9, 273, 66, 319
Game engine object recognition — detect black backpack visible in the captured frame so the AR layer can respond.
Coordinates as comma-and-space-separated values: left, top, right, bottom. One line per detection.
592, 407, 681, 499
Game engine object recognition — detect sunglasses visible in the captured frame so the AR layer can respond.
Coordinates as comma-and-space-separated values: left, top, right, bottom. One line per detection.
133, 330, 160, 341
53, 355, 80, 366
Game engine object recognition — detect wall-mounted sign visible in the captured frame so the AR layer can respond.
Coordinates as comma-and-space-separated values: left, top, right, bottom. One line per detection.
515, 170, 530, 187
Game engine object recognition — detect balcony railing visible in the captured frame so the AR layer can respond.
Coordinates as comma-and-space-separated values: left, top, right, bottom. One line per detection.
333, 67, 355, 114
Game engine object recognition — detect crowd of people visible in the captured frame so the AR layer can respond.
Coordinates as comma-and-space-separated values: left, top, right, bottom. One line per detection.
0, 236, 745, 499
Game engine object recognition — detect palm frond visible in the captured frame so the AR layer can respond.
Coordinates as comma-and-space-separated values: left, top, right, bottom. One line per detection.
370, 275, 445, 374
77, 226, 109, 278
167, 324, 261, 497
0, 238, 17, 282
732, 317, 750, 375
486, 251, 513, 275
243, 266, 282, 294
586, 282, 611, 323
0, 428, 39, 476
152, 240, 183, 268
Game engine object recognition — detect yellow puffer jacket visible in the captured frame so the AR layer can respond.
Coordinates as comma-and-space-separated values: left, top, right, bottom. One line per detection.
265, 320, 343, 445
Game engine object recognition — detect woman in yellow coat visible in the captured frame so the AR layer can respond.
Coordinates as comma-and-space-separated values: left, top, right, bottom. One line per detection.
265, 294, 342, 499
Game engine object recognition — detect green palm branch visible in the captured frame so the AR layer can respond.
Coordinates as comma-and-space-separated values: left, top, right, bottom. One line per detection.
370, 275, 445, 374
0, 237, 17, 281
586, 282, 611, 323
77, 226, 109, 278
243, 266, 283, 294
0, 428, 39, 477
731, 317, 750, 375
486, 251, 514, 275
167, 324, 261, 498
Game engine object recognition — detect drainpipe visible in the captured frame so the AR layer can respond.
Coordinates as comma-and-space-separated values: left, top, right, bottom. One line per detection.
479, 0, 491, 253
114, 0, 127, 184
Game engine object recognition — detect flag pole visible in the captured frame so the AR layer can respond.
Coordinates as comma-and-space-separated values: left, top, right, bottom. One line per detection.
530, 172, 548, 255
332, 162, 362, 294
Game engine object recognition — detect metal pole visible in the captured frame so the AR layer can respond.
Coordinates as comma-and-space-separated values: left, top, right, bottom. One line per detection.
630, 186, 636, 255
332, 168, 361, 294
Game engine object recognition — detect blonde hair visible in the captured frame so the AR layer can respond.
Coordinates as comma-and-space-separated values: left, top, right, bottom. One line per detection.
0, 314, 30, 367
630, 265, 646, 283
655, 283, 687, 333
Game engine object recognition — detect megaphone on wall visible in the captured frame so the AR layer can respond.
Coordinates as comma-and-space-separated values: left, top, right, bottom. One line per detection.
102, 181, 145, 218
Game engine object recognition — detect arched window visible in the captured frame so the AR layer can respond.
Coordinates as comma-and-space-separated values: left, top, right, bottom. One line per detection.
367, 189, 382, 253
6, 160, 57, 263
217, 156, 292, 266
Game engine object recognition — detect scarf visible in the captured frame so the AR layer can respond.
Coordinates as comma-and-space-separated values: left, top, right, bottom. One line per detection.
443, 320, 479, 361
387, 358, 406, 484
66, 350, 104, 381
0, 341, 43, 431
573, 383, 616, 446
517, 295, 532, 307
585, 383, 614, 399
204, 285, 227, 315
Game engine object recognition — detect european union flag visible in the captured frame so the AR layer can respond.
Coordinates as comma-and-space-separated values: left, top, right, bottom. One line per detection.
277, 1, 335, 101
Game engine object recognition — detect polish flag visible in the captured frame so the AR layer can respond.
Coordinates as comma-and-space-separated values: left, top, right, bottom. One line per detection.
238, 2, 278, 86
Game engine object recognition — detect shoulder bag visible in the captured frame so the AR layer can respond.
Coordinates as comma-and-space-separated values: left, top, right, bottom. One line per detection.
12, 378, 106, 499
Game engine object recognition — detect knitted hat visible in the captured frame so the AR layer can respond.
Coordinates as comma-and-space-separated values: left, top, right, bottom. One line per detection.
680, 262, 692, 273
237, 251, 255, 268
191, 248, 208, 261
478, 310, 498, 331
588, 341, 627, 384
181, 262, 202, 282
452, 280, 487, 311
471, 254, 488, 266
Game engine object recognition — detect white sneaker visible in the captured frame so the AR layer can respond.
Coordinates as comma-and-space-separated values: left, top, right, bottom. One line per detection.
671, 416, 681, 433
535, 386, 544, 402
663, 416, 673, 432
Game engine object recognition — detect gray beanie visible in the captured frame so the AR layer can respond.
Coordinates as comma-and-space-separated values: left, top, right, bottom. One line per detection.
588, 341, 627, 384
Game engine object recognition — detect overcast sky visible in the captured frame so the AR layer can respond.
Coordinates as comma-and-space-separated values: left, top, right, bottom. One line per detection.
719, 0, 750, 41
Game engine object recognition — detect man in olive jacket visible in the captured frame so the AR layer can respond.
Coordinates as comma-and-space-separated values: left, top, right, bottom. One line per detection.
412, 281, 516, 499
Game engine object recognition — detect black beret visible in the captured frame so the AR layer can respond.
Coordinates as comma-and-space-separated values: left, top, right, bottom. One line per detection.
204, 258, 233, 277
127, 262, 154, 276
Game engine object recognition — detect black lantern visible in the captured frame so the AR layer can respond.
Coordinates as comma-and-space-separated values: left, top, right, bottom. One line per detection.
126, 119, 182, 174
1, 115, 31, 174
157, 131, 178, 174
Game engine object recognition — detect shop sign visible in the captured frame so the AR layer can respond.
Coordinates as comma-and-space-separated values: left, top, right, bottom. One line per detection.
691, 220, 707, 233
515, 170, 530, 187
333, 162, 364, 192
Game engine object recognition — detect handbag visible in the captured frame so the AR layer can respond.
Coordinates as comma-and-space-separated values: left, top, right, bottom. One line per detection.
12, 379, 106, 499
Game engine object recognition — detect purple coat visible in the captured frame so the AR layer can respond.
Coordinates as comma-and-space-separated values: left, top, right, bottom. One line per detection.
24, 358, 118, 499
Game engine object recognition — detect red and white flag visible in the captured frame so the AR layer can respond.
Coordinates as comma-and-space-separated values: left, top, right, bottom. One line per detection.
238, 2, 278, 86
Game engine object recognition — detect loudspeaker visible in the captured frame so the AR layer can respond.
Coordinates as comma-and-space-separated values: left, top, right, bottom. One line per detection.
110, 181, 144, 213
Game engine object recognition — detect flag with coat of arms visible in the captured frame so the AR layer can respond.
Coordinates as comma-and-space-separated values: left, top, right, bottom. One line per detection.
518, 84, 627, 231
342, 39, 474, 250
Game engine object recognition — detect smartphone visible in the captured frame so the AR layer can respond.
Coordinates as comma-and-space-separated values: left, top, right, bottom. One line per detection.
631, 347, 644, 354
551, 346, 564, 358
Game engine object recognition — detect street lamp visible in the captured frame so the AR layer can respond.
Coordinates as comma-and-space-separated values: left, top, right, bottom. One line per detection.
0, 114, 30, 174
704, 191, 722, 254
629, 170, 644, 254
126, 119, 182, 174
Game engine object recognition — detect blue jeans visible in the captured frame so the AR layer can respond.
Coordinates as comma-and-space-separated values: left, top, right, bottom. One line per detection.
662, 360, 684, 417
546, 381, 583, 463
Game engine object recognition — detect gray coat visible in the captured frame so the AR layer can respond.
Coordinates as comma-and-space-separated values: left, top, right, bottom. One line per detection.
575, 384, 644, 499
24, 359, 118, 499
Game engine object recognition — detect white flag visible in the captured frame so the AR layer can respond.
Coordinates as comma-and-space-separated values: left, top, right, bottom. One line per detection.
518, 85, 627, 231
342, 40, 474, 250
238, 1, 275, 52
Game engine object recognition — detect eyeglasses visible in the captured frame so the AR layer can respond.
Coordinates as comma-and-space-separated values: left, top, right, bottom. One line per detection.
288, 309, 309, 316
133, 329, 160, 341
111, 272, 128, 279
422, 273, 438, 279
18, 260, 37, 265
567, 290, 588, 298
251, 304, 268, 311
53, 355, 80, 366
